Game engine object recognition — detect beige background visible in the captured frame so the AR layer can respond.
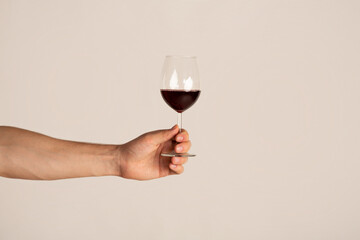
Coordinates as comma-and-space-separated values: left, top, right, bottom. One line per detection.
1, 0, 360, 239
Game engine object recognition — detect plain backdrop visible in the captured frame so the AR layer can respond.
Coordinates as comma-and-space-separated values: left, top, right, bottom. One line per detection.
1, 0, 360, 239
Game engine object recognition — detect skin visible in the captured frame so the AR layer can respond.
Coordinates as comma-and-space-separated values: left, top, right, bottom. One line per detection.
0, 125, 191, 180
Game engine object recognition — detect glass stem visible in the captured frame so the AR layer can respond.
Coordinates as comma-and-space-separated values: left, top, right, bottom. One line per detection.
177, 112, 182, 132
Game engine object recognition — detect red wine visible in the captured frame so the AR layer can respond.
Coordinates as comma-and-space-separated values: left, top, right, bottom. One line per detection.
161, 89, 201, 113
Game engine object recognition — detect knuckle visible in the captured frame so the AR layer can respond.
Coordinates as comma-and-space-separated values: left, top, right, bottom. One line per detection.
143, 134, 153, 144
184, 130, 189, 137
181, 129, 188, 135
182, 142, 191, 151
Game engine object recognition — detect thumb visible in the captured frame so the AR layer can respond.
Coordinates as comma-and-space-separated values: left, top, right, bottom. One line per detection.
151, 125, 179, 145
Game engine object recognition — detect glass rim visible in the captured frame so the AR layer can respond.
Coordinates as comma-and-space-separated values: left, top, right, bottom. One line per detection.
165, 55, 197, 59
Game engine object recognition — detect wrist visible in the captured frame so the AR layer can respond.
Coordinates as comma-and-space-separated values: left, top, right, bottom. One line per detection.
113, 144, 125, 178
93, 144, 123, 177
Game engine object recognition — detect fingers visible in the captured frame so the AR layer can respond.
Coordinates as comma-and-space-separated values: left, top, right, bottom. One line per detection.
149, 126, 188, 146
171, 157, 188, 165
175, 141, 192, 153
150, 125, 179, 145
169, 157, 188, 175
175, 129, 189, 142
169, 163, 184, 174
159, 126, 191, 176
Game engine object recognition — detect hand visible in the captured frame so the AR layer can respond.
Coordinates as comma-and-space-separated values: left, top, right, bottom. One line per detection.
118, 125, 191, 180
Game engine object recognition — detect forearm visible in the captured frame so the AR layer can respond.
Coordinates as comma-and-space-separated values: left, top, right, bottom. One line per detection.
0, 126, 120, 180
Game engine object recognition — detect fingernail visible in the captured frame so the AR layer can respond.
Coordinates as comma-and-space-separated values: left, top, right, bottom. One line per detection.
176, 146, 183, 152
177, 136, 183, 141
174, 158, 180, 164
170, 164, 177, 169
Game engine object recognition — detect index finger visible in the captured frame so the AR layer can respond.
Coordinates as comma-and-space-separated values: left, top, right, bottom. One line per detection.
175, 129, 189, 142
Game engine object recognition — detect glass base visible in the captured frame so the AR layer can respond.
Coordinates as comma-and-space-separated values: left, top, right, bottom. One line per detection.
161, 152, 196, 157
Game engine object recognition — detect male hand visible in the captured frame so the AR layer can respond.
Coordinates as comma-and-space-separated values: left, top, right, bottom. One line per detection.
118, 125, 191, 180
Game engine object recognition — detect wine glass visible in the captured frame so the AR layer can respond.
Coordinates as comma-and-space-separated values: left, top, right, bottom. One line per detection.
160, 55, 201, 157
